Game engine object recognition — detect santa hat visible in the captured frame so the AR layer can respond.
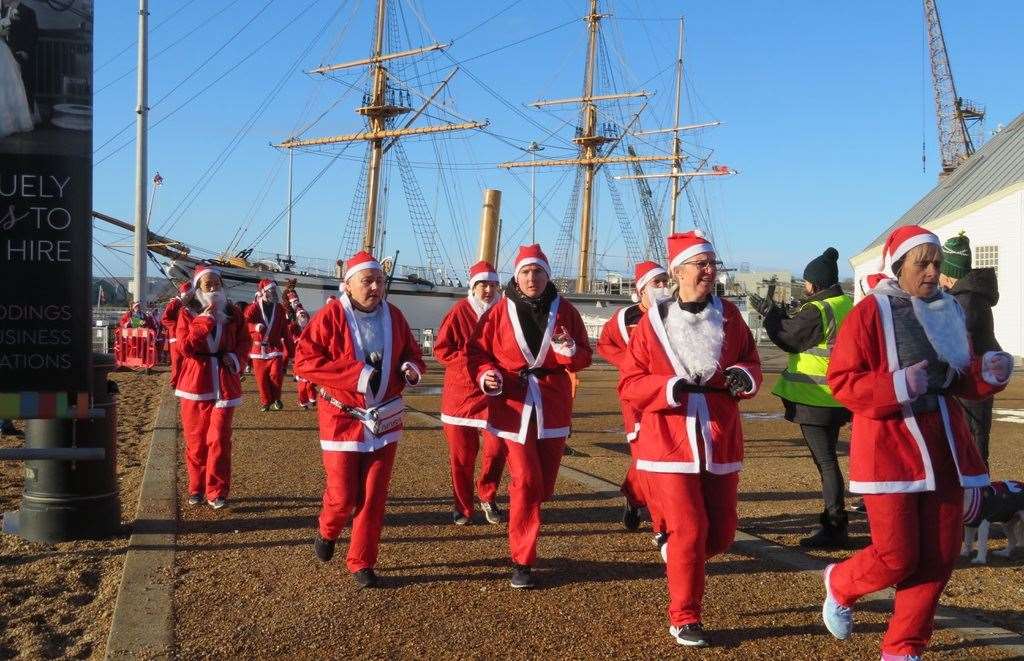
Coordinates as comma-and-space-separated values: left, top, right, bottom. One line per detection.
343, 251, 382, 283
257, 278, 277, 293
513, 244, 551, 277
667, 230, 714, 270
177, 282, 191, 294
634, 261, 667, 293
880, 225, 940, 276
191, 264, 221, 287
858, 272, 888, 296
468, 260, 499, 286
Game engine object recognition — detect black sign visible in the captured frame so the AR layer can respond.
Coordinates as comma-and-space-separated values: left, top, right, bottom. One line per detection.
0, 0, 93, 398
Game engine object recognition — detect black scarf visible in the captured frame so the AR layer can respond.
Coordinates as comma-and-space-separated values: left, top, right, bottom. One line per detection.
504, 278, 558, 356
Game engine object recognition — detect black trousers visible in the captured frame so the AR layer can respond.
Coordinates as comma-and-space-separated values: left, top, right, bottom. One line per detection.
960, 397, 994, 467
800, 423, 845, 519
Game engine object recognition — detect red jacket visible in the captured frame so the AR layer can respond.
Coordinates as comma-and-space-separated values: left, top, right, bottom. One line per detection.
244, 301, 293, 361
620, 297, 761, 475
174, 304, 248, 407
596, 305, 641, 442
827, 292, 1003, 494
435, 297, 490, 428
161, 298, 183, 346
467, 295, 593, 443
293, 295, 426, 453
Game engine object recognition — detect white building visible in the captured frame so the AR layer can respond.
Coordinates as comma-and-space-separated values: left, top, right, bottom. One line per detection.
850, 112, 1024, 358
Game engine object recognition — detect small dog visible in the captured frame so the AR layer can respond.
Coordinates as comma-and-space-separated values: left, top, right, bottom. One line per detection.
961, 480, 1024, 564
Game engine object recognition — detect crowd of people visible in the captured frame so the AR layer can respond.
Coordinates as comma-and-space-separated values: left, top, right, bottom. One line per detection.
149, 224, 1012, 659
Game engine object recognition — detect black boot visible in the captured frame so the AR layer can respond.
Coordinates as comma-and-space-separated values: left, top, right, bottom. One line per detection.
800, 510, 848, 549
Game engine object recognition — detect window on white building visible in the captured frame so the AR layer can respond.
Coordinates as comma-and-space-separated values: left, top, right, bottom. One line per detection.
974, 245, 998, 274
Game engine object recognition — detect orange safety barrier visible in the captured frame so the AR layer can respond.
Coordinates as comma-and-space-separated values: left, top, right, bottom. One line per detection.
115, 327, 158, 370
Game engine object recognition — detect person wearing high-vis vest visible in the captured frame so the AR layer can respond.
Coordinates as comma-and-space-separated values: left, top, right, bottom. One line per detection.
751, 247, 853, 548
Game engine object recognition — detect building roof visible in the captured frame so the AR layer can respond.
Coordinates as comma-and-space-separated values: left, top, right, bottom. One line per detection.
858, 111, 1024, 256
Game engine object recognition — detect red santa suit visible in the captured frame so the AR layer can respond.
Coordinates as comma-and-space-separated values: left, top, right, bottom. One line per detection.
468, 245, 593, 569
823, 227, 1012, 658
162, 282, 191, 389
619, 231, 762, 633
596, 261, 668, 533
435, 261, 507, 520
244, 279, 293, 408
293, 252, 426, 574
174, 267, 248, 501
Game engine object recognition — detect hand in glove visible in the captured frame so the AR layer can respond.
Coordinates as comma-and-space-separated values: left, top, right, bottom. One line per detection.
747, 293, 774, 318
724, 367, 754, 397
904, 360, 929, 399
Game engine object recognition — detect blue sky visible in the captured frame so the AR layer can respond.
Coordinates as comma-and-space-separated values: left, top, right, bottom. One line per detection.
92, 0, 1024, 280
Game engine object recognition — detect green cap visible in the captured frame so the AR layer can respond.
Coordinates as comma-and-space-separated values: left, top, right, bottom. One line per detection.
941, 231, 971, 279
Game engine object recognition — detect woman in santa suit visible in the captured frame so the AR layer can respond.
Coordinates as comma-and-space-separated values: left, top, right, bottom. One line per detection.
244, 279, 293, 412
821, 226, 1013, 661
467, 244, 593, 589
619, 231, 762, 647
294, 251, 425, 589
174, 265, 249, 510
596, 260, 671, 538
435, 260, 507, 525
161, 282, 193, 389
291, 307, 316, 410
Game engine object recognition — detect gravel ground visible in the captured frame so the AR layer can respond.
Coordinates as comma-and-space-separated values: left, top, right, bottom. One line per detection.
0, 369, 164, 660
170, 363, 1020, 658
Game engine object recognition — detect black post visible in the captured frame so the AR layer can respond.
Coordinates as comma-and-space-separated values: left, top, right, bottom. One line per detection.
15, 354, 120, 543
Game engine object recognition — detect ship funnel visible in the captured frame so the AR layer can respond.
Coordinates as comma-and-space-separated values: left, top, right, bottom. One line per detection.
477, 189, 502, 266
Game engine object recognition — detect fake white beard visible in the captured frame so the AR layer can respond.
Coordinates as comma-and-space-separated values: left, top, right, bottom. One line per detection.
910, 293, 971, 371
196, 290, 227, 320
663, 301, 724, 383
467, 291, 496, 318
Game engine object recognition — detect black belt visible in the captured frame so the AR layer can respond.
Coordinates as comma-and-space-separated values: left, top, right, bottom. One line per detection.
518, 367, 562, 380
196, 351, 226, 359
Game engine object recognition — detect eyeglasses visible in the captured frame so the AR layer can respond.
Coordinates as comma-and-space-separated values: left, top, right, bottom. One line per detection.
683, 259, 722, 272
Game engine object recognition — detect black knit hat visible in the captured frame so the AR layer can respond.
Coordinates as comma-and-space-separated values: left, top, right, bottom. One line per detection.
803, 247, 840, 289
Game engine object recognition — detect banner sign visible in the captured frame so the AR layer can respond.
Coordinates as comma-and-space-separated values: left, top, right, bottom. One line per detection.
0, 0, 94, 416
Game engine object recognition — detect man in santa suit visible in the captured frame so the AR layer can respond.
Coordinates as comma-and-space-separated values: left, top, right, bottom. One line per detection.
596, 260, 671, 538
244, 279, 293, 412
291, 307, 316, 410
174, 265, 249, 510
294, 251, 426, 588
162, 282, 193, 389
467, 244, 593, 589
619, 231, 762, 647
435, 260, 507, 525
118, 301, 157, 330
821, 226, 1013, 660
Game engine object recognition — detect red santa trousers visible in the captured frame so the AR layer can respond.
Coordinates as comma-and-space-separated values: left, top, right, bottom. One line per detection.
642, 468, 739, 626
319, 441, 398, 573
622, 441, 665, 533
252, 356, 285, 406
180, 400, 234, 500
169, 342, 184, 389
444, 423, 507, 518
828, 415, 963, 657
501, 424, 565, 567
296, 379, 316, 408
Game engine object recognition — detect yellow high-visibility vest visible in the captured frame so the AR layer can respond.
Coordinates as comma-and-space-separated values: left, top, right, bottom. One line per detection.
772, 293, 853, 407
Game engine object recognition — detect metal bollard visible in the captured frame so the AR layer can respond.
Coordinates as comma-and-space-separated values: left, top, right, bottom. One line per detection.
15, 353, 121, 543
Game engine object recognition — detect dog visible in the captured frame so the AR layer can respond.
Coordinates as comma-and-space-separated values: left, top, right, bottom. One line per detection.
961, 480, 1024, 564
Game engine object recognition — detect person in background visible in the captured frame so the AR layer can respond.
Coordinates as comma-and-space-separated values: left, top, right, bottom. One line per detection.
751, 247, 853, 548
244, 279, 293, 412
939, 231, 1001, 465
162, 282, 193, 390
822, 226, 1013, 661
596, 260, 671, 540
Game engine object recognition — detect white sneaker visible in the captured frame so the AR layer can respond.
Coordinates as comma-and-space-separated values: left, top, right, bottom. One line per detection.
480, 501, 504, 524
822, 564, 853, 640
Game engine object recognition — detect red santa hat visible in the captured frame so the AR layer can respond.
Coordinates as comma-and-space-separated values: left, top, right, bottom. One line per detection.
667, 230, 714, 271
513, 244, 551, 277
191, 264, 221, 288
257, 278, 277, 293
634, 261, 667, 292
879, 225, 940, 276
468, 260, 499, 286
343, 250, 382, 282
858, 272, 888, 296
177, 281, 191, 294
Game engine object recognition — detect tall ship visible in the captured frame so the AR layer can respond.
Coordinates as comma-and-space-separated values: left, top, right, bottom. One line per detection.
94, 0, 736, 339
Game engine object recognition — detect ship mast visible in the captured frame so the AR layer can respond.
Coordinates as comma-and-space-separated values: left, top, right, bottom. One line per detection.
276, 0, 486, 255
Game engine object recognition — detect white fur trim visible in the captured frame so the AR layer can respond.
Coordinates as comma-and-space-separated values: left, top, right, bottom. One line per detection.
635, 267, 667, 292
668, 243, 714, 270
981, 351, 1013, 386
344, 260, 382, 282
893, 368, 912, 404
727, 365, 758, 396
665, 376, 684, 407
850, 479, 929, 494
401, 361, 422, 385
469, 271, 499, 286
192, 266, 221, 287
339, 293, 393, 405
249, 351, 284, 360
174, 389, 217, 402
168, 337, 177, 343
514, 256, 551, 276
663, 299, 723, 383
617, 307, 630, 345
214, 397, 243, 409
440, 414, 487, 428
320, 432, 400, 453
636, 458, 699, 473
357, 364, 374, 394
884, 232, 940, 273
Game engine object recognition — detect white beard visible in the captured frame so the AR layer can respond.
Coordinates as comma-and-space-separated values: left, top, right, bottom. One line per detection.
196, 290, 227, 322
911, 293, 971, 372
663, 301, 724, 383
468, 292, 496, 318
